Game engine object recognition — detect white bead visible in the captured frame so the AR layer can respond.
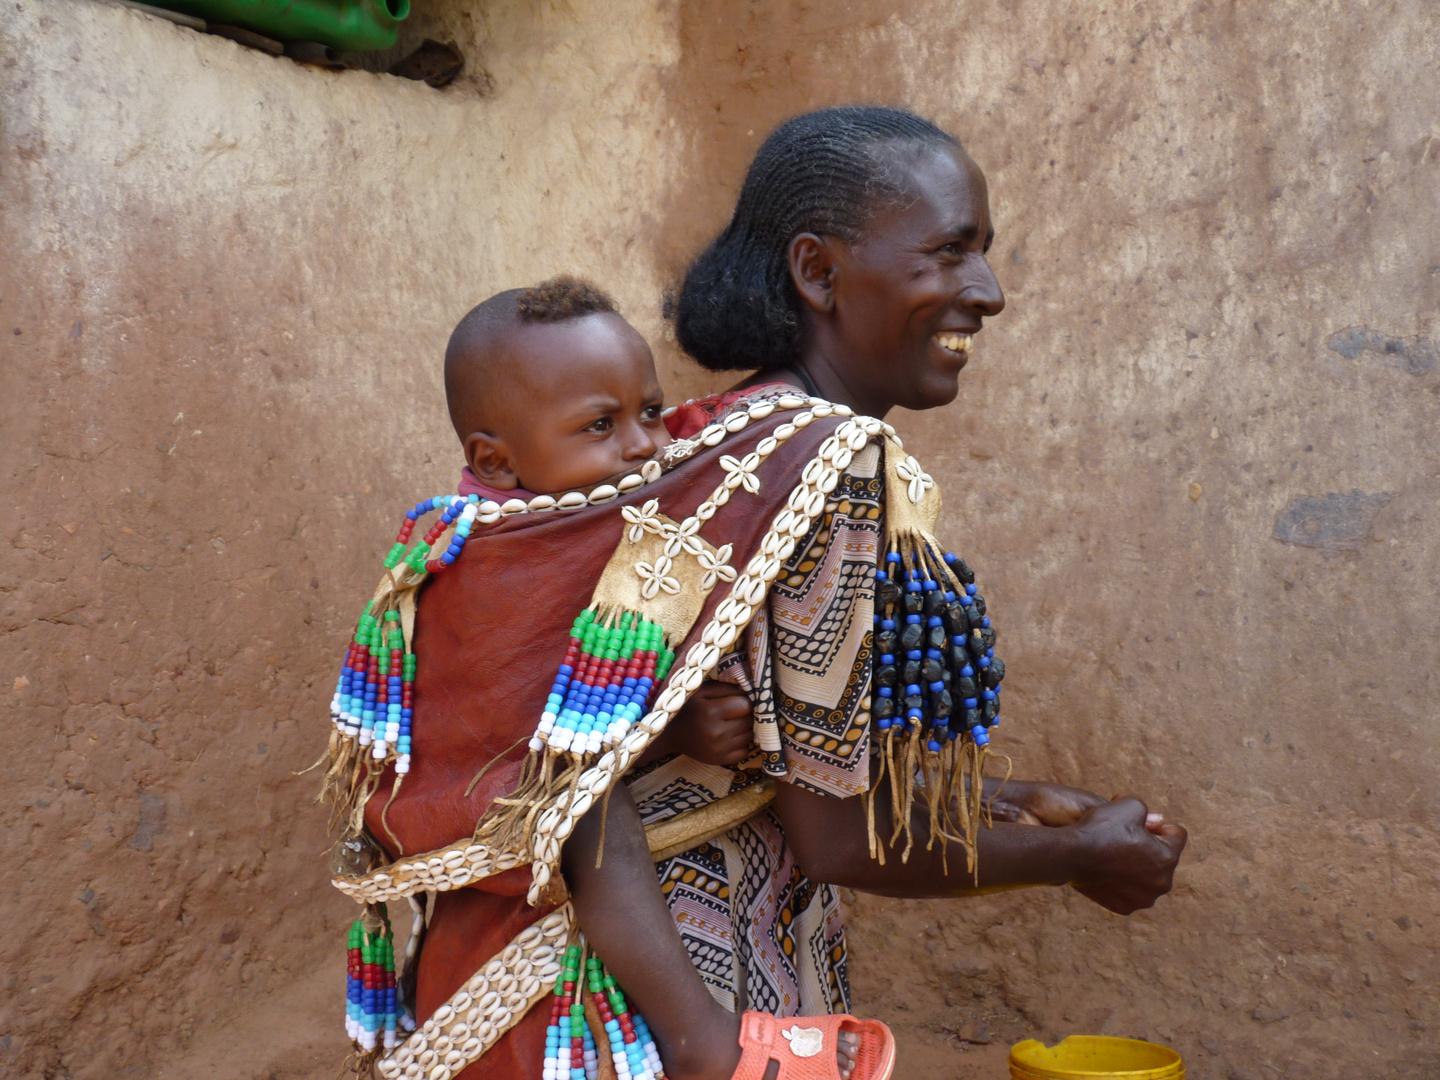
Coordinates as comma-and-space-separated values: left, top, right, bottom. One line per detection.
804, 490, 826, 517
777, 394, 807, 409
701, 426, 727, 446
526, 495, 557, 512
724, 412, 750, 432
748, 402, 775, 419
500, 498, 528, 515
792, 411, 813, 428
832, 403, 854, 416
812, 402, 833, 417
557, 491, 588, 509
588, 484, 619, 503
818, 470, 840, 495
617, 473, 644, 492
832, 448, 853, 471
641, 460, 662, 482
756, 436, 778, 456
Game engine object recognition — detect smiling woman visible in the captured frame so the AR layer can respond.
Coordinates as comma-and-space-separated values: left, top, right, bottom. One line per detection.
672, 107, 1005, 416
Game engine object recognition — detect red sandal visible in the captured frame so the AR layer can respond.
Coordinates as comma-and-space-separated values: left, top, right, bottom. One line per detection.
730, 1010, 896, 1080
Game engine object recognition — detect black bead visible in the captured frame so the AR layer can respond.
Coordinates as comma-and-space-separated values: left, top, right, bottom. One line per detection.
876, 664, 897, 688
983, 699, 999, 723
904, 693, 925, 715
903, 591, 924, 616
925, 624, 948, 651
966, 605, 984, 631
923, 590, 946, 617
983, 658, 1005, 689
930, 688, 953, 719
954, 675, 977, 699
944, 601, 969, 636
963, 706, 982, 728
971, 594, 986, 617
874, 696, 896, 719
920, 657, 944, 683
966, 632, 987, 660
900, 623, 924, 651
875, 630, 898, 656
949, 557, 975, 585
950, 644, 971, 669
902, 659, 922, 686
980, 627, 997, 650
877, 579, 902, 607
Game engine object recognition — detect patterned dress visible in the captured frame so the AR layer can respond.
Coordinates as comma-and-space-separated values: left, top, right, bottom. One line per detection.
630, 392, 884, 1019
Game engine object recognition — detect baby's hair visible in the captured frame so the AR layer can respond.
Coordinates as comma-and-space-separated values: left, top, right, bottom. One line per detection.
517, 276, 619, 323
445, 276, 625, 442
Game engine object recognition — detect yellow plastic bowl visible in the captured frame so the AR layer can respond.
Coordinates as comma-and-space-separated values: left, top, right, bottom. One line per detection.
1009, 1036, 1184, 1080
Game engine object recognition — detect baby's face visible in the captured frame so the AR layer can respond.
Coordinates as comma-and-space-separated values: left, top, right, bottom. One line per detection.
475, 314, 672, 495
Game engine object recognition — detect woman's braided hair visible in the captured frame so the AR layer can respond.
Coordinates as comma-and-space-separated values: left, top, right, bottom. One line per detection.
671, 106, 959, 372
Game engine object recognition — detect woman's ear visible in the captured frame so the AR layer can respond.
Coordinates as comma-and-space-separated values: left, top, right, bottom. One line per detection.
787, 232, 838, 314
464, 431, 520, 490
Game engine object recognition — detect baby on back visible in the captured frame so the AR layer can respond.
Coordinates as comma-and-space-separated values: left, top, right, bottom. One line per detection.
437, 276, 868, 1080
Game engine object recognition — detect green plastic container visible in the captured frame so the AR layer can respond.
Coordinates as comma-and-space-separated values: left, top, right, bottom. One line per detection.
150, 0, 409, 51
1010, 1036, 1185, 1080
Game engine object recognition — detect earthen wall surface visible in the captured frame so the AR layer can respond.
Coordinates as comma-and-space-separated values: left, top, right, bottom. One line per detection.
2, 2, 1436, 1078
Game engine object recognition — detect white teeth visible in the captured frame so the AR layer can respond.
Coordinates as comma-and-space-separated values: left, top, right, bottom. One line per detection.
935, 333, 974, 354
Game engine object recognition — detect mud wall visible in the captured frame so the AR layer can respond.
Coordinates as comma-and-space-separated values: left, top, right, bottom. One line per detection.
2, 2, 1437, 1079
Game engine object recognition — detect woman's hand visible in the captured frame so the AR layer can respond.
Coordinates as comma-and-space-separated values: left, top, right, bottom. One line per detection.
1068, 797, 1188, 914
636, 681, 755, 768
987, 779, 1108, 826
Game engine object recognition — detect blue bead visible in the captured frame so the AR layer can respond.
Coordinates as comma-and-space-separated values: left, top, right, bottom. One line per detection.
982, 617, 991, 628
965, 583, 977, 596
886, 552, 901, 563
907, 708, 924, 720
964, 697, 979, 709
874, 570, 888, 581
960, 665, 974, 678
873, 614, 880, 625
876, 687, 892, 698
926, 649, 942, 659
927, 740, 942, 752
622, 676, 636, 687
971, 724, 987, 740
877, 717, 892, 729
905, 683, 920, 695
905, 614, 920, 624
881, 619, 895, 630
978, 657, 990, 669
930, 681, 945, 692
982, 689, 996, 701
906, 582, 921, 593
440, 552, 455, 564
944, 591, 956, 602
558, 664, 574, 676
923, 580, 937, 591
986, 648, 995, 658
994, 683, 1002, 693
907, 649, 922, 660
880, 654, 894, 664
927, 616, 942, 626
958, 594, 972, 607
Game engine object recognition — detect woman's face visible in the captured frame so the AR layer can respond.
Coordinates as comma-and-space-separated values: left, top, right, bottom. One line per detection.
802, 143, 1005, 415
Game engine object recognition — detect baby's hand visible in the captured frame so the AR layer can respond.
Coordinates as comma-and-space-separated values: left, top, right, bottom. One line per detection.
667, 681, 755, 766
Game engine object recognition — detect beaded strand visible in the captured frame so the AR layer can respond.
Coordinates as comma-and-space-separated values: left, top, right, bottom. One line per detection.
533, 611, 676, 756
543, 947, 665, 1080
871, 548, 1003, 748
346, 917, 401, 1051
